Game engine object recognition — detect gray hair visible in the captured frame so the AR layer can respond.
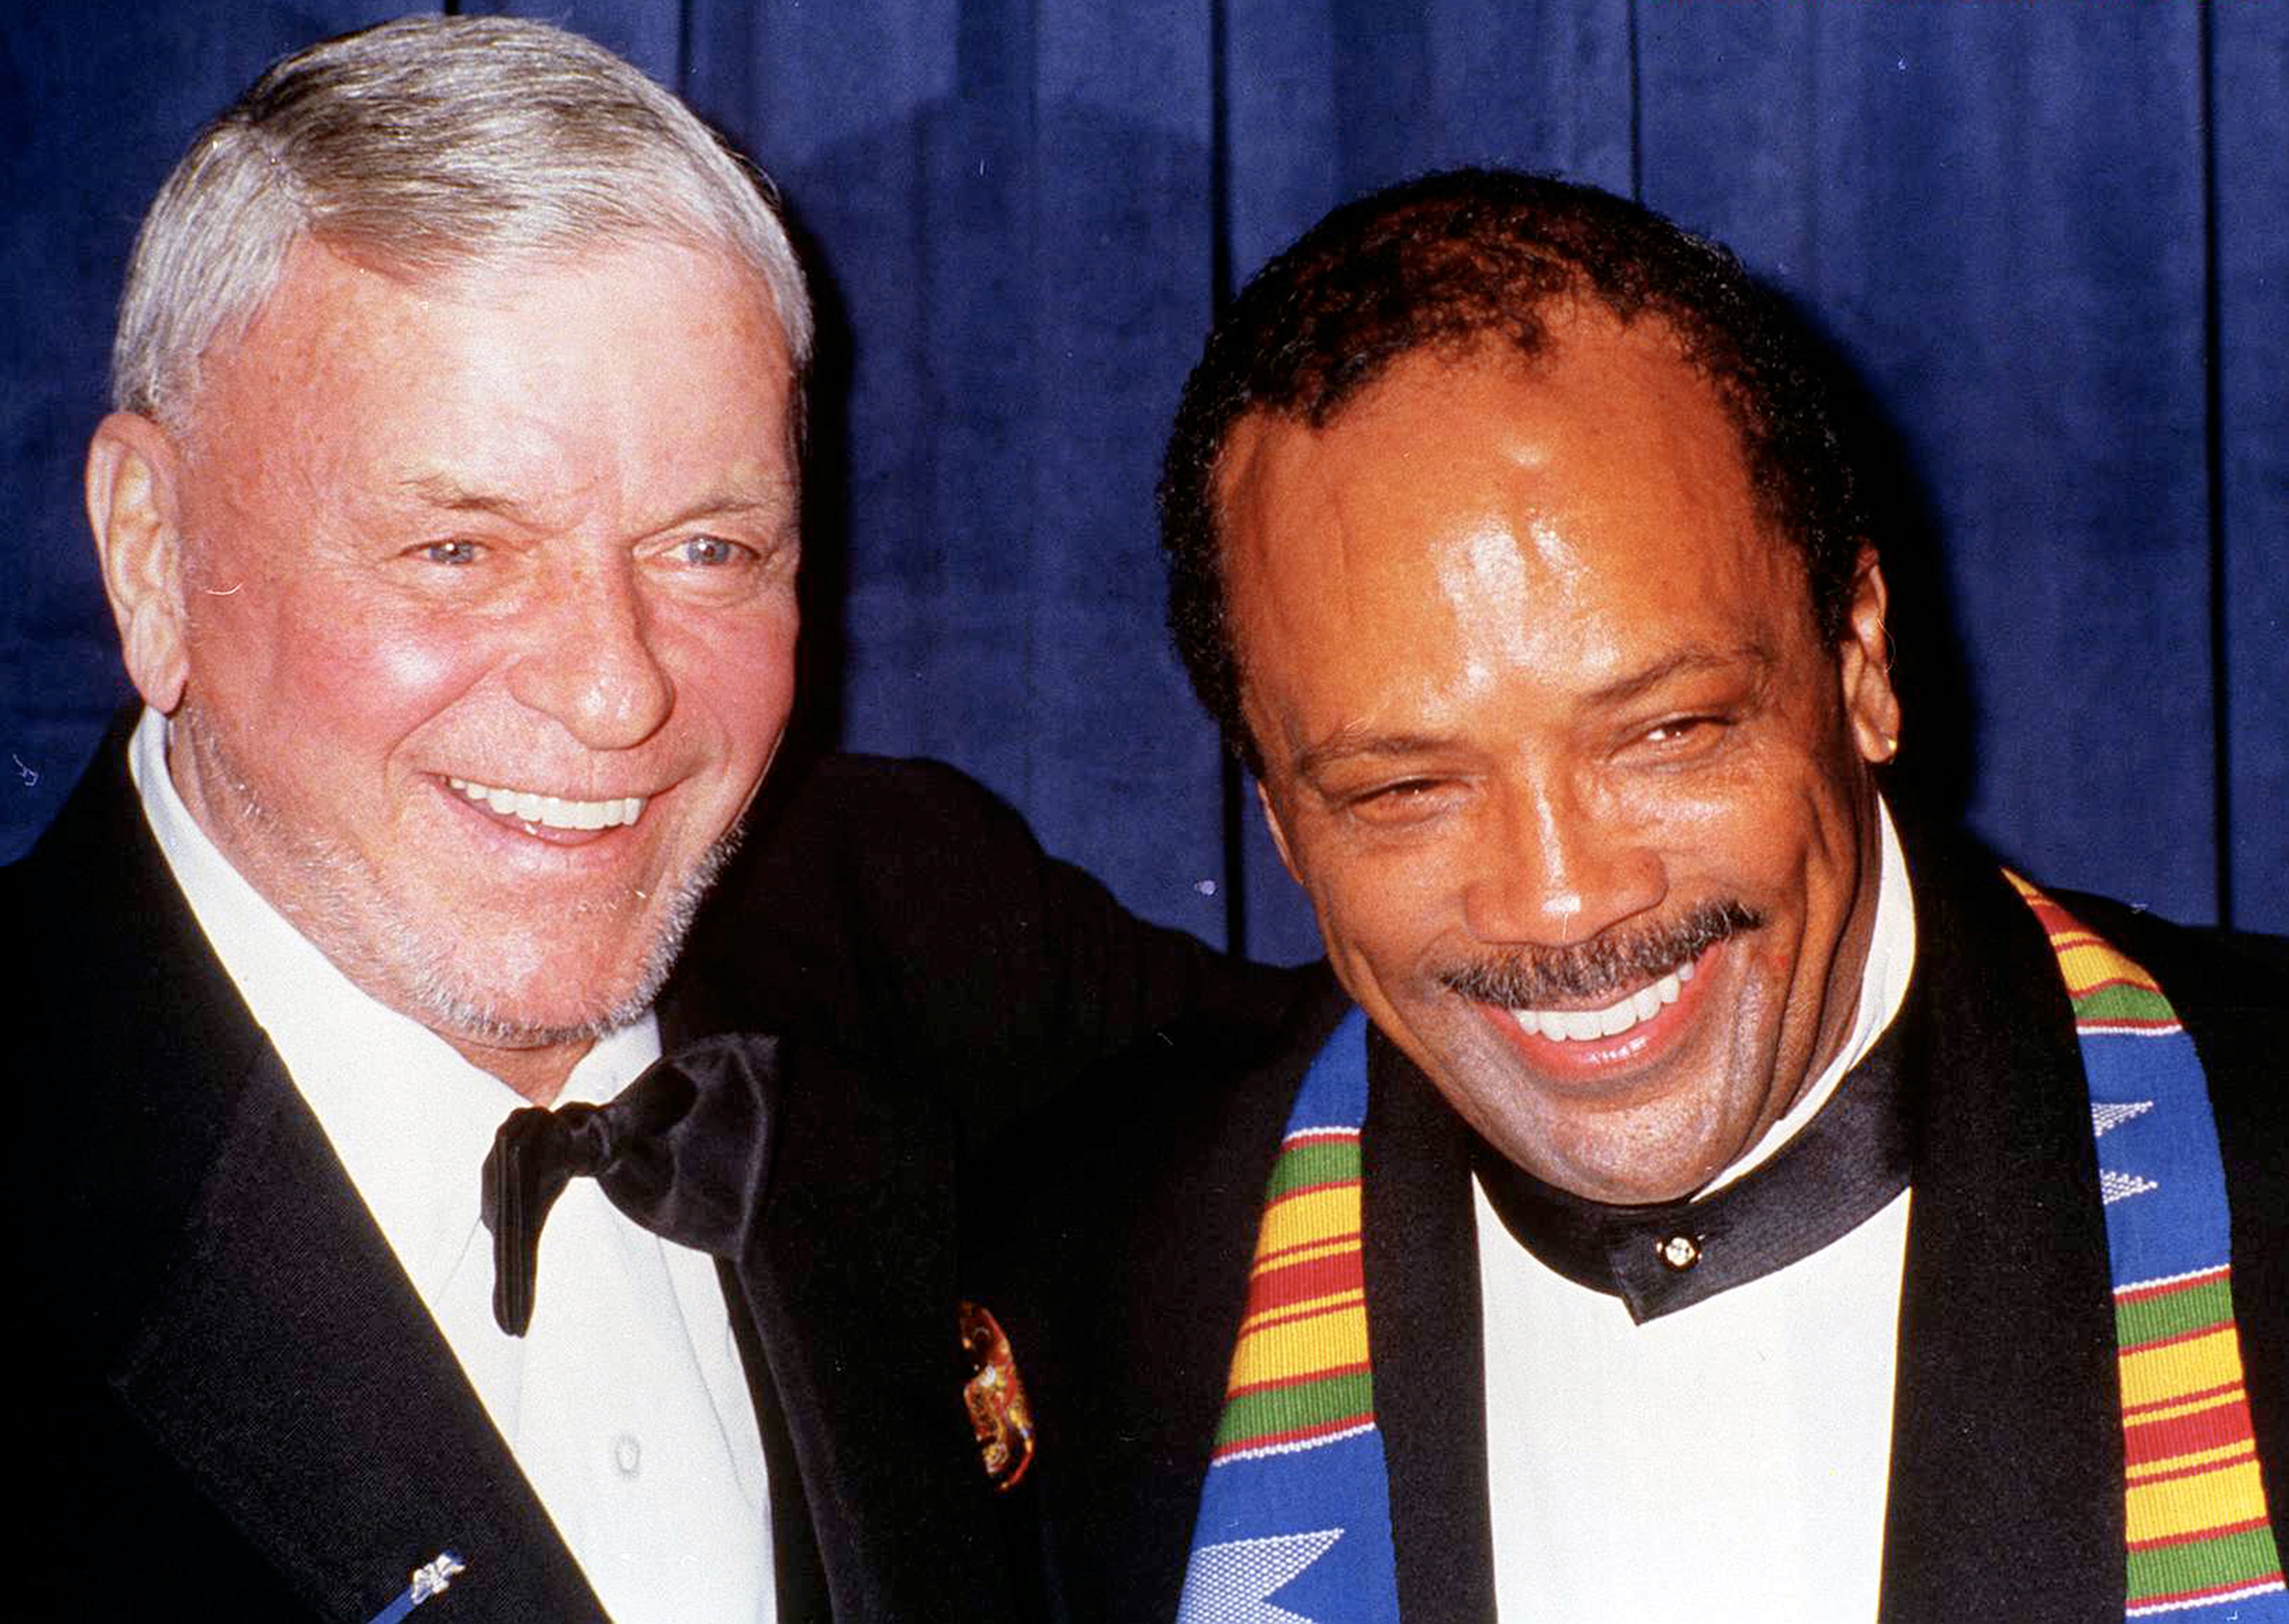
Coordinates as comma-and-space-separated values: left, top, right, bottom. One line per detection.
112, 13, 812, 429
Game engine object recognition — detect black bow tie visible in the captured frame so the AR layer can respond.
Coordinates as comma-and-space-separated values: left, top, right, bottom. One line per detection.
481, 1033, 782, 1336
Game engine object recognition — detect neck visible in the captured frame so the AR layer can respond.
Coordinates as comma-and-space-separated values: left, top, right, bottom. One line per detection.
449, 1034, 590, 1105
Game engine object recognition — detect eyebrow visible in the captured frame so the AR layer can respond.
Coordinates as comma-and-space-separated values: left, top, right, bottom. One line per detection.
395, 474, 797, 530
1294, 730, 1467, 784
1288, 642, 1773, 783
1581, 642, 1772, 708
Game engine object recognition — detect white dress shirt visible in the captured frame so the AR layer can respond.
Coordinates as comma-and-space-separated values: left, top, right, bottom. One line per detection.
1478, 802, 1918, 1623
131, 710, 773, 1623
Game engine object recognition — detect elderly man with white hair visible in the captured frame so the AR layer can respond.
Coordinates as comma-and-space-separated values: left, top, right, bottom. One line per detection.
6, 16, 1278, 1621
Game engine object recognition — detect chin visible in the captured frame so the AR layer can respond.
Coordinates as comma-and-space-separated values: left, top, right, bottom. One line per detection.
1483, 1089, 1753, 1205
376, 824, 737, 1049
386, 944, 659, 1050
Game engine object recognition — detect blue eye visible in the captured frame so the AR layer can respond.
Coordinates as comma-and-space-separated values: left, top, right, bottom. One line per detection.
418, 539, 481, 566
679, 535, 747, 566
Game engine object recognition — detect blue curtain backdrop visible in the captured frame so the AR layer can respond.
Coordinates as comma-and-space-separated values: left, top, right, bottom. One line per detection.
4, 1, 2284, 961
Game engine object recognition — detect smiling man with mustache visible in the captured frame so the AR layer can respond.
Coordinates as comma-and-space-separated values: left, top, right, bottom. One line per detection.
996, 171, 2288, 1624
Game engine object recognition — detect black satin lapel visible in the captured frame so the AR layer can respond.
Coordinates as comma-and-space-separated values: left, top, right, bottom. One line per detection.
1879, 843, 2122, 1624
112, 1051, 606, 1624
717, 1256, 834, 1622
737, 1045, 1015, 1623
987, 983, 1348, 1624
1364, 1031, 1499, 1623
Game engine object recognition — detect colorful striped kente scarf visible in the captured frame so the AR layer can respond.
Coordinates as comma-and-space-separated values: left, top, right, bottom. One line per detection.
1178, 888, 2284, 1621
2009, 875, 2286, 1617
1177, 1007, 1399, 1623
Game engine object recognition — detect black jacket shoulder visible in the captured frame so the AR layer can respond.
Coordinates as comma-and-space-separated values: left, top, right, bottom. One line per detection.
675, 749, 1303, 1151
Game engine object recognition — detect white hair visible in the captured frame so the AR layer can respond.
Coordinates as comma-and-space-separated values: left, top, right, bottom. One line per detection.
112, 13, 812, 429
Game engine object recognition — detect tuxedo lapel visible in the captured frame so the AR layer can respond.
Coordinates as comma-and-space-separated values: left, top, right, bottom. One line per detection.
1879, 836, 2122, 1624
111, 1040, 606, 1624
735, 1045, 1015, 1622
22, 731, 604, 1622
989, 978, 1350, 1622
1363, 1030, 1500, 1622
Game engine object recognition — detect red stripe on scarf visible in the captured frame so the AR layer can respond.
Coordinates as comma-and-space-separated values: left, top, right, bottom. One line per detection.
1209, 1412, 1377, 1460
1248, 1250, 1366, 1313
1254, 1220, 1364, 1272
2126, 1400, 2257, 1467
2124, 1379, 2247, 1421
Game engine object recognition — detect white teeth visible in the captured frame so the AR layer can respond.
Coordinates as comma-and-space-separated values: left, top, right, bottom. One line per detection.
1510, 966, 1690, 1044
447, 776, 647, 831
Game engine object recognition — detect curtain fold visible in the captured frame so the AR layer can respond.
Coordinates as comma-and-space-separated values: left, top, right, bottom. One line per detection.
5, 0, 2280, 946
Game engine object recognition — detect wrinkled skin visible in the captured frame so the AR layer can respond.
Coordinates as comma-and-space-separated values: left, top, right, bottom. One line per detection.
88, 237, 802, 1100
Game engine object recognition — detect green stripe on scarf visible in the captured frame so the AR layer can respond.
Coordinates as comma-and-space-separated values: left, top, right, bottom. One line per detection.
2070, 983, 2177, 1025
1264, 1138, 1360, 1199
2117, 1276, 2236, 1350
1214, 1370, 1375, 1451
2127, 1526, 2285, 1603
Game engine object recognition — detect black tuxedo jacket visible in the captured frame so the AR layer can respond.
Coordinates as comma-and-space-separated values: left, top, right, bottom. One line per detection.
5, 728, 1289, 1621
996, 823, 2289, 1622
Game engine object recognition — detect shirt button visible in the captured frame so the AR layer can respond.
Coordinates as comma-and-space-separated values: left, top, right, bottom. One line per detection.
1657, 1233, 1701, 1271
613, 1433, 642, 1477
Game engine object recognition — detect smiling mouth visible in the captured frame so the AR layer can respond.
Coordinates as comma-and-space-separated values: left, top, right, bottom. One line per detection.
447, 775, 648, 832
1508, 960, 1694, 1042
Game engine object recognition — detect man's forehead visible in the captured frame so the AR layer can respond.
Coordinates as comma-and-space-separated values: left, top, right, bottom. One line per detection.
167, 231, 801, 545
1215, 320, 1818, 744
183, 233, 792, 429
1217, 319, 1763, 578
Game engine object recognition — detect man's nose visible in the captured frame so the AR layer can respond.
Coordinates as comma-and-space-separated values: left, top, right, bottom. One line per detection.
505, 561, 675, 750
1461, 775, 1663, 949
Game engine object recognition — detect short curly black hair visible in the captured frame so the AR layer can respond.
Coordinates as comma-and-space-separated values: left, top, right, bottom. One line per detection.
1160, 168, 1870, 775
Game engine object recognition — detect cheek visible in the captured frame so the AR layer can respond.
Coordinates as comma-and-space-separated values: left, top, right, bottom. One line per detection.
1299, 837, 1452, 988
359, 635, 466, 701
290, 611, 487, 739
668, 607, 800, 753
1625, 749, 1835, 893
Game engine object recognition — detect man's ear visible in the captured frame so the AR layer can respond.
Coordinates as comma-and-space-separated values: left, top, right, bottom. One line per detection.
86, 411, 190, 713
1255, 778, 1304, 885
1837, 543, 1902, 766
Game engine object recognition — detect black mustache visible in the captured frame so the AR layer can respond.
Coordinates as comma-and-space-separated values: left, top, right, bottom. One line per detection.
1438, 899, 1765, 1007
